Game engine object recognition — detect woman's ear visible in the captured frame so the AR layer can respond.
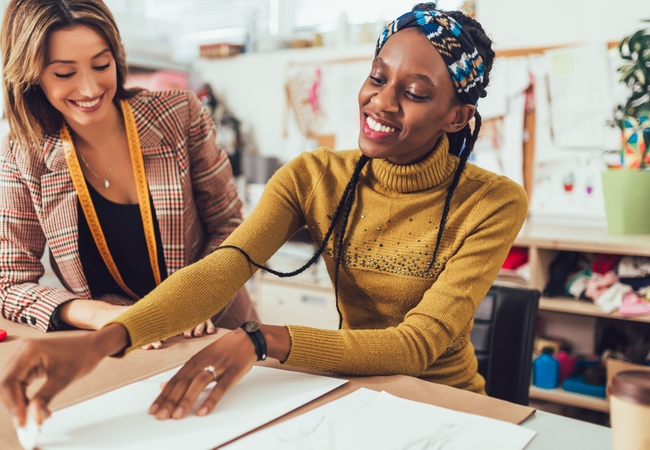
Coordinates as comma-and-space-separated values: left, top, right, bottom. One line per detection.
443, 103, 476, 134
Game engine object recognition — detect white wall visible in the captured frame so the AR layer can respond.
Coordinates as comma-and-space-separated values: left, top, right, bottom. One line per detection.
478, 0, 650, 50
195, 43, 375, 160
196, 0, 650, 161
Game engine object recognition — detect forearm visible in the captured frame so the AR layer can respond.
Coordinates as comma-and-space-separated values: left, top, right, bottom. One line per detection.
1, 282, 81, 332
94, 322, 131, 357
58, 299, 130, 330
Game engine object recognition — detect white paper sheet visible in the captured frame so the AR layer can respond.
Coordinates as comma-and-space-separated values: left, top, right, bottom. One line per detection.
35, 366, 347, 450
226, 388, 537, 450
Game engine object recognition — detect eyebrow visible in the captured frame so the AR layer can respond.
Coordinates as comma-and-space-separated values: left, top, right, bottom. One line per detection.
47, 48, 111, 66
373, 57, 436, 88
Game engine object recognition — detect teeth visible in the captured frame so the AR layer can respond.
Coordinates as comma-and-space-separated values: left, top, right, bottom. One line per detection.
74, 97, 101, 108
366, 116, 396, 133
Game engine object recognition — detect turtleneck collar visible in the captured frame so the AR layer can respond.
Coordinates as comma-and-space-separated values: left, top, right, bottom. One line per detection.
369, 133, 459, 193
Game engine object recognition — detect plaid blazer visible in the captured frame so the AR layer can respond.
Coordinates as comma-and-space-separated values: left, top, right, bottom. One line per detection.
0, 90, 249, 331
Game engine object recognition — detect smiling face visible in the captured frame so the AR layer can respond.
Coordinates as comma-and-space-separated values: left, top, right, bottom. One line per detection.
38, 25, 117, 129
358, 28, 474, 165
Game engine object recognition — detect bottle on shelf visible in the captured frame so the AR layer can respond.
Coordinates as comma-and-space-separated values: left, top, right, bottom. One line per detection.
555, 346, 577, 382
533, 347, 560, 389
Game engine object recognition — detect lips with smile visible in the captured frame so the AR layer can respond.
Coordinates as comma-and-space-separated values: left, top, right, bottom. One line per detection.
362, 114, 400, 140
68, 93, 104, 111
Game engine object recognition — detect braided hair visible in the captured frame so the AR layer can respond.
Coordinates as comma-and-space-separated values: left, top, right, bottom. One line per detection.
216, 4, 495, 328
217, 155, 370, 327
411, 3, 496, 272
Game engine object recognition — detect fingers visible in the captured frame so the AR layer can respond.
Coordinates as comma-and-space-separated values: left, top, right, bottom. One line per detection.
0, 376, 28, 428
183, 320, 210, 339
0, 342, 42, 428
29, 373, 74, 425
197, 369, 243, 417
170, 371, 215, 419
141, 342, 163, 350
150, 368, 214, 420
194, 321, 206, 337
147, 329, 256, 420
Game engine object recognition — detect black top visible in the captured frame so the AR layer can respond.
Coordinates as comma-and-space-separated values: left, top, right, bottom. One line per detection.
50, 181, 168, 330
77, 180, 168, 300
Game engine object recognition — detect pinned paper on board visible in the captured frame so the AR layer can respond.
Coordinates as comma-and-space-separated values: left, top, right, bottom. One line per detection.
472, 56, 530, 187
546, 43, 612, 149
284, 58, 372, 161
33, 366, 347, 450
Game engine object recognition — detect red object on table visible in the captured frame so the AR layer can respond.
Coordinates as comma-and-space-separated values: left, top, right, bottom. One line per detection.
0, 329, 6, 342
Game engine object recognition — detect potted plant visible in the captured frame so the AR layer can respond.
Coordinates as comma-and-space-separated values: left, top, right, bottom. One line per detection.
602, 20, 650, 234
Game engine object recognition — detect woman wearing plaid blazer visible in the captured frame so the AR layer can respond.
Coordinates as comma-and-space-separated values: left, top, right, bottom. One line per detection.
0, 0, 256, 340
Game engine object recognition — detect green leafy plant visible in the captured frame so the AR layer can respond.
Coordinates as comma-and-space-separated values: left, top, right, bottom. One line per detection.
618, 20, 650, 127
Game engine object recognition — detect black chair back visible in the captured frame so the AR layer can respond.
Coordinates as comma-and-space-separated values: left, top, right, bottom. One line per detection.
470, 285, 540, 405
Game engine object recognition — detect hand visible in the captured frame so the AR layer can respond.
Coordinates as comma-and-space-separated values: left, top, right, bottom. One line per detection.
149, 324, 291, 420
0, 323, 129, 427
182, 319, 215, 339
149, 328, 256, 420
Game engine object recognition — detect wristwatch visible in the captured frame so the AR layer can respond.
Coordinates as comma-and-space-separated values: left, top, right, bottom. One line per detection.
240, 321, 267, 361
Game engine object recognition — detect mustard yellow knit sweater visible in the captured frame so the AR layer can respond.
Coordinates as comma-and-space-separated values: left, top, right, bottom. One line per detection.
113, 135, 528, 393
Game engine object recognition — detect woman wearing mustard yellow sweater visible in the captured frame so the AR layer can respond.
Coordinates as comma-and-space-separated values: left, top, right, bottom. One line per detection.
2, 4, 528, 426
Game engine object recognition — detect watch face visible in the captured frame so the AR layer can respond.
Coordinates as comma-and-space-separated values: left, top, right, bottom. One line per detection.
244, 321, 259, 333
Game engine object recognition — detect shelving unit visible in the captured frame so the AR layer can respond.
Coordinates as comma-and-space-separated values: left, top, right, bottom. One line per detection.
538, 297, 650, 324
529, 386, 609, 413
511, 221, 650, 413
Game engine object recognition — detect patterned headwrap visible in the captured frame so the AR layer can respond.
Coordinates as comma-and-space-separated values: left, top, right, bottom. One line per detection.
375, 9, 484, 106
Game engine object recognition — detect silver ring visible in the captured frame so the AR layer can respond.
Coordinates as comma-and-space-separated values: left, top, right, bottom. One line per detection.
204, 365, 217, 382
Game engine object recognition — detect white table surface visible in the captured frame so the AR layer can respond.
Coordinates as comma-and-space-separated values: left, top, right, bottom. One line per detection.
522, 410, 611, 450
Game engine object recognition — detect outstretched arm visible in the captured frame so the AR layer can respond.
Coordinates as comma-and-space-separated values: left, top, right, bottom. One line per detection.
0, 323, 129, 427
0, 149, 322, 426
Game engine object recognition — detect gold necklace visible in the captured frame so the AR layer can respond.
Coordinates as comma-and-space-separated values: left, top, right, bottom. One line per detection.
76, 125, 123, 189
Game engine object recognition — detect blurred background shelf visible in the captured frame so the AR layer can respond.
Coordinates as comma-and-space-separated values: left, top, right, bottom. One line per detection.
538, 297, 650, 323
529, 386, 610, 413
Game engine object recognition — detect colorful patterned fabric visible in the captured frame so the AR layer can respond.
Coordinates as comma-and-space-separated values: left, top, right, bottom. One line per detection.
0, 90, 251, 331
621, 116, 650, 169
376, 9, 484, 106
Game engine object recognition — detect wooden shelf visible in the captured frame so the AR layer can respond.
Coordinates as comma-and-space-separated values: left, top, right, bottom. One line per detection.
529, 386, 609, 413
515, 222, 650, 256
539, 297, 650, 323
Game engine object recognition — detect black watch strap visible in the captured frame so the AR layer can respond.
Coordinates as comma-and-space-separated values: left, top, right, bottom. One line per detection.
240, 321, 267, 361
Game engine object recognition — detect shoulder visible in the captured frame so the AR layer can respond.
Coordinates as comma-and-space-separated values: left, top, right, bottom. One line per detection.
272, 148, 362, 187
128, 90, 201, 120
462, 162, 528, 212
1, 135, 47, 176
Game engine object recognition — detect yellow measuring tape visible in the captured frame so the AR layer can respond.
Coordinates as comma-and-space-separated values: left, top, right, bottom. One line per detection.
62, 100, 161, 301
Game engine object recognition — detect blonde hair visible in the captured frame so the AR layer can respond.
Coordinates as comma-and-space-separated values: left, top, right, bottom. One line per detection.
1, 0, 142, 153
